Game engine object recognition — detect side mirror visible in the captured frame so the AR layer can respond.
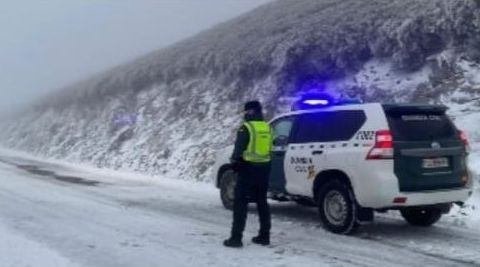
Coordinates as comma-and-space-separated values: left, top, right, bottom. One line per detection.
273, 136, 288, 146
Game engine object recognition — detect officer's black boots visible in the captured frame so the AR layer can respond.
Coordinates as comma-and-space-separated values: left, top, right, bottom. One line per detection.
223, 238, 243, 248
223, 236, 269, 247
251, 234, 270, 246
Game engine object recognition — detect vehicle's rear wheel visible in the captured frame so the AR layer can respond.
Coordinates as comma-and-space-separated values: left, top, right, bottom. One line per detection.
317, 179, 358, 234
219, 169, 237, 210
400, 207, 442, 227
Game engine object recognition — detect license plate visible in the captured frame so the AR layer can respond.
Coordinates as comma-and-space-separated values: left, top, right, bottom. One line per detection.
422, 157, 449, 169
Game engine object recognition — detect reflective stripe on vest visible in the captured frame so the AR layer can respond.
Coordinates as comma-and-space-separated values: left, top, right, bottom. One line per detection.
242, 121, 272, 163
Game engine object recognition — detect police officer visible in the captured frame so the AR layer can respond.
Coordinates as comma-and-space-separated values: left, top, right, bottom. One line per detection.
224, 100, 272, 248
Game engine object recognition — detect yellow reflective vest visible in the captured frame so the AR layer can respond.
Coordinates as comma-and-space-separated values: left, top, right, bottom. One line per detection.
242, 121, 272, 163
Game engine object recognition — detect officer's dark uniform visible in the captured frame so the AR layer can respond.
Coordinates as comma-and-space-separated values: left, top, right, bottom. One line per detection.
224, 101, 272, 248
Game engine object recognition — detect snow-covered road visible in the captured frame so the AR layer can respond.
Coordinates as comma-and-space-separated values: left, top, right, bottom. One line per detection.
0, 151, 479, 267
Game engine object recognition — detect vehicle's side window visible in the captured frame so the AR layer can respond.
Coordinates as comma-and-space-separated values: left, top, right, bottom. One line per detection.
291, 110, 366, 143
271, 117, 294, 146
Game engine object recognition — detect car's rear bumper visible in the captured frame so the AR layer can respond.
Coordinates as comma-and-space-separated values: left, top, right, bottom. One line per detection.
352, 161, 473, 209
389, 188, 472, 208
359, 185, 472, 209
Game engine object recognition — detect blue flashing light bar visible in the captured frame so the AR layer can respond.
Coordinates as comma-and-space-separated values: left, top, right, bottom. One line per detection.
292, 93, 363, 111
302, 99, 330, 106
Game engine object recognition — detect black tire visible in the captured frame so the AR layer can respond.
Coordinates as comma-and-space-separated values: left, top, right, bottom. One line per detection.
219, 169, 237, 210
317, 179, 358, 234
400, 208, 442, 227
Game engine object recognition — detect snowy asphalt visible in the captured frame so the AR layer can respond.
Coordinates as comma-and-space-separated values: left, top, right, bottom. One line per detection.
0, 152, 479, 267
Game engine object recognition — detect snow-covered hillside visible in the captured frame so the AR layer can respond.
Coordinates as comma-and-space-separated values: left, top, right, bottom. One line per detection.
1, 0, 480, 184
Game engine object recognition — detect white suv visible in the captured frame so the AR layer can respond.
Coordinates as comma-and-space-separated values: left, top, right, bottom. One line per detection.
214, 100, 473, 234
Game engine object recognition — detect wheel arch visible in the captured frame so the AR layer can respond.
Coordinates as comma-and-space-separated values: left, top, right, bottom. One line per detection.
313, 169, 354, 202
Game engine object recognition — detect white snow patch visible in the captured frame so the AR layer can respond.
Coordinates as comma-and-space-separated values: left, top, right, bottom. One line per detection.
458, 59, 480, 86
326, 59, 433, 102
0, 223, 81, 267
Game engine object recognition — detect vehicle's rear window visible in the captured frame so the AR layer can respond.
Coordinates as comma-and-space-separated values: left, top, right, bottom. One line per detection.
385, 111, 457, 141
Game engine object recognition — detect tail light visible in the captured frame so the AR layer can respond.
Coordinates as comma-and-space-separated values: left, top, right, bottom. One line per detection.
393, 197, 407, 204
366, 130, 394, 160
459, 130, 471, 153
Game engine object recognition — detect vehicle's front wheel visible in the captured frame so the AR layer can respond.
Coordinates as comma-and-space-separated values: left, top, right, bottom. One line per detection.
317, 179, 358, 234
400, 207, 442, 227
219, 169, 237, 210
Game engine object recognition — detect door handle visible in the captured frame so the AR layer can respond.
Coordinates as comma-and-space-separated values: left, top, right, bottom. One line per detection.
312, 150, 323, 155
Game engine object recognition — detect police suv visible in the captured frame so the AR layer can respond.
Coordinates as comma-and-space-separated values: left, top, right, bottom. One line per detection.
214, 96, 473, 234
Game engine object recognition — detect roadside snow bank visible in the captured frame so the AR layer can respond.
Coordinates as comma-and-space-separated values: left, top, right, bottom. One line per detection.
447, 148, 480, 228
464, 150, 480, 223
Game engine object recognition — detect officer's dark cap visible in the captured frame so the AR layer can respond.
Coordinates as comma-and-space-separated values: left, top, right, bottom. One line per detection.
244, 100, 262, 112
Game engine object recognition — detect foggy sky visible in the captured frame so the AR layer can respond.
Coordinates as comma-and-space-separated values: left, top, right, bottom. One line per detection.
0, 0, 272, 113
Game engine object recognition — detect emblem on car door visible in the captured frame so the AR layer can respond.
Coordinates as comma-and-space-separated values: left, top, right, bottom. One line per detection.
307, 165, 316, 180
431, 142, 441, 149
